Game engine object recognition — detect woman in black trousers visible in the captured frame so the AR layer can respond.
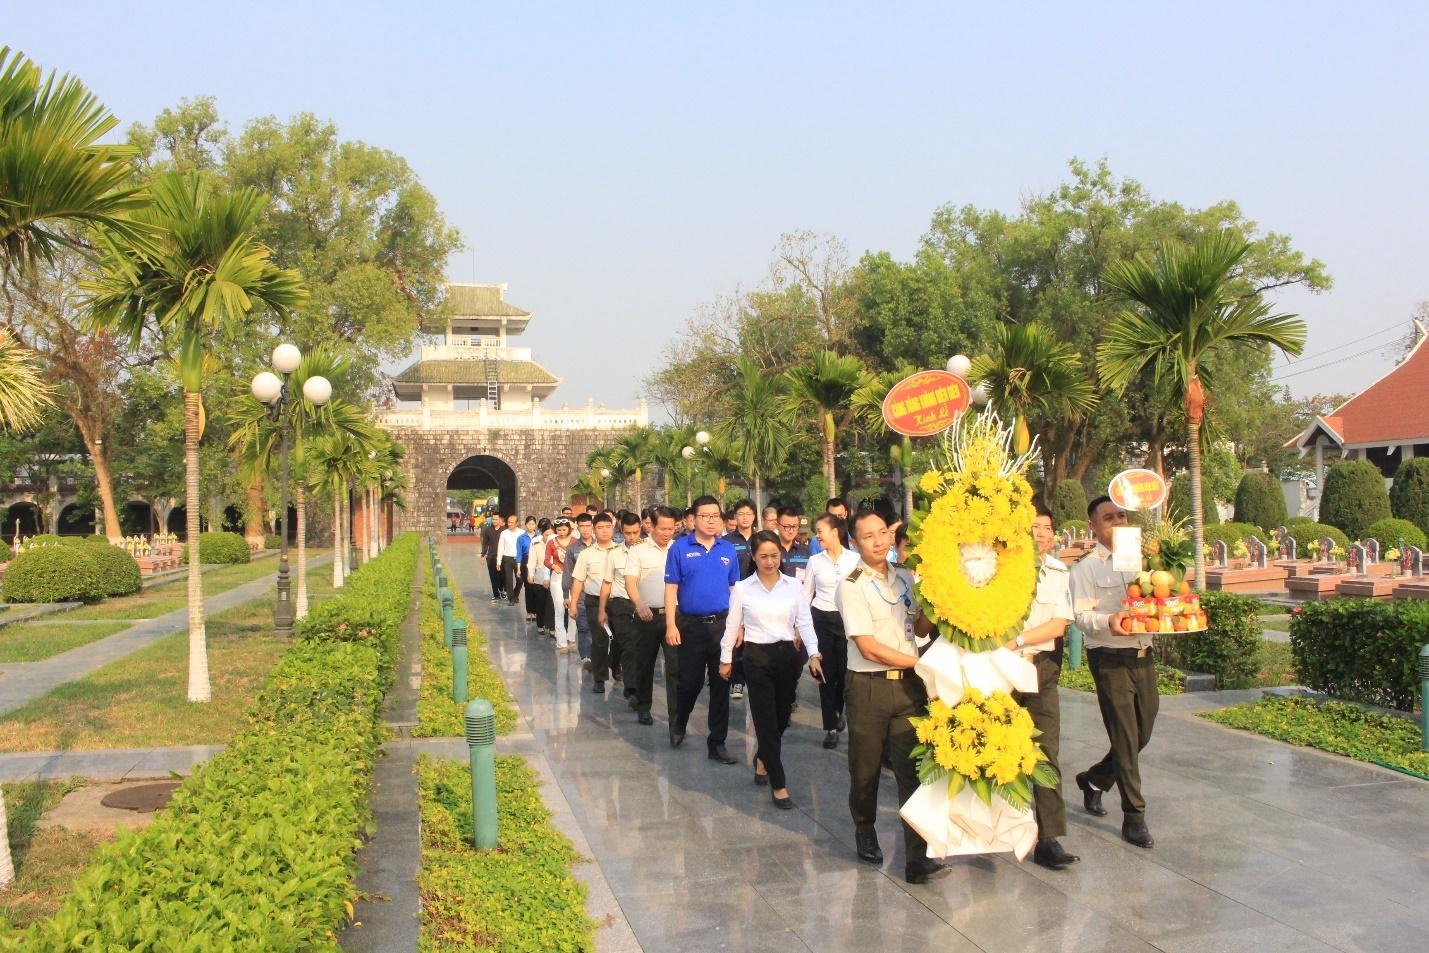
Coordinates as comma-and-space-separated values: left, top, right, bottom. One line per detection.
804, 513, 859, 749
720, 532, 824, 809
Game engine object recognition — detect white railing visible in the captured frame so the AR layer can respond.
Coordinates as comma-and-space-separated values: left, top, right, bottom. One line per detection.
376, 401, 649, 431
420, 343, 533, 362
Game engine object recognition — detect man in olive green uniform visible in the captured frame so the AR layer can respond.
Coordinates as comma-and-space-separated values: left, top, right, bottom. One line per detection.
1070, 495, 1157, 848
838, 510, 946, 886
1009, 508, 1078, 869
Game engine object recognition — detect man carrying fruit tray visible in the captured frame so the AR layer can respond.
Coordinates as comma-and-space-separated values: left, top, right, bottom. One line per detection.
1068, 495, 1160, 850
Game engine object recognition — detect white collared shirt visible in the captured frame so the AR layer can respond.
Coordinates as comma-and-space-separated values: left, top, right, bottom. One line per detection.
1020, 554, 1074, 656
721, 572, 819, 664
1069, 542, 1148, 651
497, 528, 521, 559
624, 537, 672, 608
804, 547, 861, 611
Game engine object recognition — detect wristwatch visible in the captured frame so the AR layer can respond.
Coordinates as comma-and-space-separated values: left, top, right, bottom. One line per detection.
1014, 634, 1026, 649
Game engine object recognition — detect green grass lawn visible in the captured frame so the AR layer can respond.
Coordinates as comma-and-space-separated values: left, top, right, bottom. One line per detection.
1059, 660, 1186, 695
1261, 617, 1291, 632
1201, 696, 1429, 777
60, 552, 326, 622
1252, 640, 1297, 687
0, 779, 108, 933
0, 621, 129, 663
0, 570, 335, 752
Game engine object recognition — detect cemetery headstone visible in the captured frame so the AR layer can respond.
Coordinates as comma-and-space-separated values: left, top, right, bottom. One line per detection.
1362, 538, 1380, 564
1210, 539, 1228, 568
1402, 545, 1423, 578
1317, 537, 1334, 563
1278, 531, 1297, 561
1347, 542, 1365, 574
1245, 536, 1268, 569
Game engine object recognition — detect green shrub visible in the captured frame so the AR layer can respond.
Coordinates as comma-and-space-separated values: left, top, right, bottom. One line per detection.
1168, 472, 1219, 526
1285, 516, 1315, 527
1233, 472, 1287, 530
263, 533, 283, 549
1363, 517, 1427, 551
1390, 457, 1429, 540
1319, 459, 1391, 541
84, 533, 110, 544
1060, 518, 1089, 535
415, 571, 517, 738
1200, 696, 1428, 777
83, 543, 142, 597
181, 531, 250, 565
1050, 480, 1088, 526
1289, 598, 1428, 710
2, 534, 419, 951
1201, 522, 1266, 550
2, 546, 105, 604
1287, 521, 1349, 557
21, 534, 66, 548
1154, 592, 1261, 688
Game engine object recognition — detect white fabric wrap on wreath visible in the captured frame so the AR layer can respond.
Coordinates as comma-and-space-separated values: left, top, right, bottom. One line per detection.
899, 639, 1042, 860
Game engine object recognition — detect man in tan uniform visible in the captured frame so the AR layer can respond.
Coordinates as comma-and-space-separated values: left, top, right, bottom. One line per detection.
1070, 495, 1157, 849
838, 510, 946, 885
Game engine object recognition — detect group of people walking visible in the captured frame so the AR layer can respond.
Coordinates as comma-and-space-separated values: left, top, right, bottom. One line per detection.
472, 489, 1160, 884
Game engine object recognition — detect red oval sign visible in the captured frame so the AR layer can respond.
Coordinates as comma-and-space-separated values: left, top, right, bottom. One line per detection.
1108, 468, 1169, 511
881, 370, 971, 438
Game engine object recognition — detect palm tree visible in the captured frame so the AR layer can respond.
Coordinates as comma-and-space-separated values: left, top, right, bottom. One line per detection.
571, 471, 604, 509
609, 425, 658, 513
716, 357, 790, 511
0, 47, 149, 272
308, 431, 367, 588
85, 172, 307, 703
970, 322, 1099, 457
648, 426, 692, 506
781, 350, 868, 498
1098, 230, 1306, 590
852, 365, 918, 519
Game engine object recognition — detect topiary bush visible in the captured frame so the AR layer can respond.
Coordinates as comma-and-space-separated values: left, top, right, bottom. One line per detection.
21, 534, 66, 549
1233, 471, 1287, 530
1290, 599, 1429, 710
1050, 480, 1088, 527
1390, 457, 1429, 540
1155, 591, 1261, 688
84, 543, 142, 597
1363, 517, 1427, 551
2, 545, 105, 603
263, 533, 283, 550
84, 533, 111, 544
1060, 518, 1089, 536
1319, 459, 1391, 541
181, 531, 251, 565
1168, 472, 1220, 527
1287, 521, 1349, 557
1202, 522, 1266, 550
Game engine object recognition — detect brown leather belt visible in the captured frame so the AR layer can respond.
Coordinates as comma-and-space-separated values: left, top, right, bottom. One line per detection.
852, 669, 905, 680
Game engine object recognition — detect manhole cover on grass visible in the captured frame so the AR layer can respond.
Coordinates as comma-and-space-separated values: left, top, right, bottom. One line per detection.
100, 781, 181, 813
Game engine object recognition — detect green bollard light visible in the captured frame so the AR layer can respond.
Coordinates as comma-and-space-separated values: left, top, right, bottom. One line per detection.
1418, 644, 1429, 752
443, 603, 455, 648
465, 699, 499, 850
1067, 623, 1083, 670
452, 622, 469, 703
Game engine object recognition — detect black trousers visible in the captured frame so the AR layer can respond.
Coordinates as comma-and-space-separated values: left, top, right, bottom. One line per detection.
674, 613, 730, 749
812, 607, 848, 732
745, 641, 802, 790
502, 557, 523, 605
625, 609, 665, 714
607, 597, 634, 681
523, 566, 538, 616
535, 583, 555, 631
585, 595, 613, 681
485, 557, 503, 599
1013, 644, 1068, 839
1086, 649, 1159, 819
846, 671, 928, 865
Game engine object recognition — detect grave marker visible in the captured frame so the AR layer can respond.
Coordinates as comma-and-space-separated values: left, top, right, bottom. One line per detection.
1211, 539, 1228, 568
1245, 536, 1268, 569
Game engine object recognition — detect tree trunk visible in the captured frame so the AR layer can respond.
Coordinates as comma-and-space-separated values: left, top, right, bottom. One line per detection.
823, 415, 838, 498
753, 472, 763, 513
295, 482, 308, 618
1189, 417, 1206, 592
183, 391, 210, 703
372, 487, 381, 556
244, 472, 266, 550
0, 788, 11, 887
332, 486, 344, 589
82, 432, 123, 539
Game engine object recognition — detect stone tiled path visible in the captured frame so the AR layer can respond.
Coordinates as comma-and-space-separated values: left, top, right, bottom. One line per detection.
0, 555, 331, 717
445, 542, 1429, 953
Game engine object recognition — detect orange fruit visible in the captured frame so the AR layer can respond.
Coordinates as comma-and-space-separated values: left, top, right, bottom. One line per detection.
1178, 580, 1191, 596
1149, 570, 1174, 592
1152, 585, 1171, 599
1127, 584, 1143, 599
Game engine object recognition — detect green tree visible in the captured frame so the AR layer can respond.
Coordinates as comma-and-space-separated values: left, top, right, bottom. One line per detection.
85, 172, 307, 703
1390, 457, 1429, 541
1050, 480, 1088, 527
1099, 230, 1307, 591
607, 426, 658, 514
1319, 459, 1391, 541
1233, 471, 1288, 530
969, 322, 1098, 458
781, 349, 869, 498
714, 358, 791, 511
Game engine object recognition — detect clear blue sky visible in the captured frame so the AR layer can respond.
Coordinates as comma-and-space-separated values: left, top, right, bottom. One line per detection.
9, 1, 1428, 411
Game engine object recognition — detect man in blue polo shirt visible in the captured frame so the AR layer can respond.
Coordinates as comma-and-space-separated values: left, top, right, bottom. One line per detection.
665, 494, 740, 763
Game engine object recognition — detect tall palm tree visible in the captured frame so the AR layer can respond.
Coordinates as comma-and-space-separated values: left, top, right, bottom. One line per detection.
1098, 230, 1306, 590
970, 322, 1099, 457
609, 425, 658, 513
0, 47, 149, 271
716, 357, 790, 511
852, 365, 918, 519
781, 349, 868, 498
571, 471, 604, 509
308, 431, 367, 588
649, 425, 692, 506
85, 172, 307, 702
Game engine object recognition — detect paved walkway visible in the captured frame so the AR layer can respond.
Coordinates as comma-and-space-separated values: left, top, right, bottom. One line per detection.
0, 555, 331, 717
444, 543, 1429, 953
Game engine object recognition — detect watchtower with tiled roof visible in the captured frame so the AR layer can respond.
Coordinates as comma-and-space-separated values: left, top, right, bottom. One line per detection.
392, 282, 560, 411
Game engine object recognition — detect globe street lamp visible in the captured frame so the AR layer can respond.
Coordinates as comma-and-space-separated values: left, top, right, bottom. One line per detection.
251, 343, 329, 636
600, 467, 612, 511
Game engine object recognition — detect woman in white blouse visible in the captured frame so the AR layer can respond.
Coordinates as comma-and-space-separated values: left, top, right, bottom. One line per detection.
804, 513, 860, 750
720, 532, 824, 809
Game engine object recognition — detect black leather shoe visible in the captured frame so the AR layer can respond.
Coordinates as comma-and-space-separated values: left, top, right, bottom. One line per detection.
1032, 838, 1080, 869
611, 667, 623, 681
591, 681, 605, 694
754, 772, 769, 787
670, 726, 686, 748
771, 793, 794, 810
822, 731, 838, 750
637, 711, 653, 726
855, 832, 883, 865
1076, 771, 1107, 816
836, 715, 846, 732
708, 745, 737, 765
905, 858, 950, 885
1122, 817, 1154, 848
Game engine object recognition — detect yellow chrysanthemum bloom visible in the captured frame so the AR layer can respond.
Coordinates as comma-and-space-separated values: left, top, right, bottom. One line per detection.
928, 698, 953, 724
919, 470, 947, 494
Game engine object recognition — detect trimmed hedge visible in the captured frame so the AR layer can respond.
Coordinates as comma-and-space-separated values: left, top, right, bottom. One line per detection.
1287, 521, 1349, 557
1060, 518, 1089, 535
414, 569, 517, 737
84, 543, 142, 597
1289, 598, 1428, 711
1233, 472, 1287, 531
1168, 472, 1219, 526
1201, 522, 1265, 550
264, 533, 283, 549
0, 533, 419, 951
1154, 591, 1261, 688
1364, 517, 1427, 551
1050, 480, 1088, 527
1390, 457, 1429, 540
181, 531, 251, 565
1319, 459, 1391, 541
2, 546, 106, 603
84, 533, 110, 544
